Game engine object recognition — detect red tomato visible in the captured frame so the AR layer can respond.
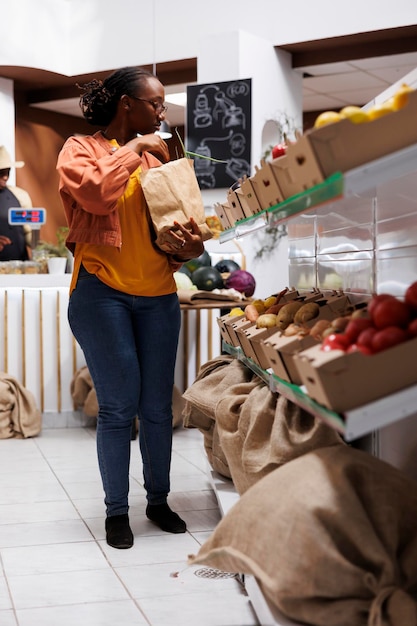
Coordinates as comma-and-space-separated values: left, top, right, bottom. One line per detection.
371, 326, 408, 353
357, 327, 377, 350
405, 281, 417, 312
371, 298, 411, 329
344, 317, 373, 342
321, 333, 351, 352
407, 318, 417, 337
367, 293, 395, 317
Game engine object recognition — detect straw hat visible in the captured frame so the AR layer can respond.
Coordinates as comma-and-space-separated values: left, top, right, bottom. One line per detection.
0, 146, 24, 169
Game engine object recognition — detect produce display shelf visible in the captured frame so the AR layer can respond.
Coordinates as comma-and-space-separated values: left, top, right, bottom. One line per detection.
222, 342, 417, 442
219, 142, 417, 244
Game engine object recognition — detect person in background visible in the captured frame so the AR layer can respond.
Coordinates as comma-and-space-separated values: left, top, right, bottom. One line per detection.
56, 66, 204, 549
0, 146, 32, 261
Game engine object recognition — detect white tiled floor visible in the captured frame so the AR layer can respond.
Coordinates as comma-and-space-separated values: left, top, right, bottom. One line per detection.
0, 424, 260, 626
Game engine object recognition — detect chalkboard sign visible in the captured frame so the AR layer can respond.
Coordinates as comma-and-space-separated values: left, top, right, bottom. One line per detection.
186, 78, 251, 189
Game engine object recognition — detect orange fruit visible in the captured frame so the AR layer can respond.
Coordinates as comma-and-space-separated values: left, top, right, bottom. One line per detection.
339, 105, 369, 123
313, 111, 343, 128
392, 83, 414, 111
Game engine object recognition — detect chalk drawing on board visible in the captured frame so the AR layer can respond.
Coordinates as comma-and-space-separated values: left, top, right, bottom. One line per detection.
187, 78, 251, 188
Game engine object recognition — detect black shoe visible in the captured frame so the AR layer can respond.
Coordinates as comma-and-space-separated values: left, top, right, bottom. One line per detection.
146, 503, 187, 533
105, 514, 134, 549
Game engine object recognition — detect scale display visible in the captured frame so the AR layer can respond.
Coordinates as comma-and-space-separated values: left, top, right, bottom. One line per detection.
8, 208, 46, 226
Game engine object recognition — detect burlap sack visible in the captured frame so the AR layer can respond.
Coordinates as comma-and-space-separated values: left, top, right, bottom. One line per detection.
182, 356, 253, 423
189, 445, 417, 626
71, 366, 184, 427
182, 355, 255, 478
0, 373, 41, 438
140, 158, 212, 251
71, 366, 99, 418
216, 381, 344, 495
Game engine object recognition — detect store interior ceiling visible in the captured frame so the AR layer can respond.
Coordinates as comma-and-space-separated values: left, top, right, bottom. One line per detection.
26, 51, 417, 128
5, 27, 417, 129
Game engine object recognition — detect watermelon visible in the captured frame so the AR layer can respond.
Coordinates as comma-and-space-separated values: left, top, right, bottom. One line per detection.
191, 266, 224, 291
184, 249, 212, 273
225, 270, 256, 297
214, 259, 240, 274
177, 265, 192, 278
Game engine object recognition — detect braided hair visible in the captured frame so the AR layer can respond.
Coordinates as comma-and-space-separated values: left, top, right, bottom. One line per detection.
78, 66, 155, 126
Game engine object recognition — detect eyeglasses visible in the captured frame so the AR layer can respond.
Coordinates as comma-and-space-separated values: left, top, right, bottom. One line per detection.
131, 97, 168, 114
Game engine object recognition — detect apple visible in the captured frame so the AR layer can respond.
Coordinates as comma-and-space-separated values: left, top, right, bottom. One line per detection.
346, 343, 373, 355
367, 293, 395, 317
357, 327, 378, 351
321, 333, 351, 352
405, 281, 417, 313
271, 144, 287, 159
371, 298, 411, 329
344, 317, 373, 342
407, 318, 417, 337
371, 326, 408, 353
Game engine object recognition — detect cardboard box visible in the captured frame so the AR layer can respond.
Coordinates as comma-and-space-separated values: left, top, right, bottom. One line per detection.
227, 316, 254, 348
270, 135, 324, 199
234, 187, 255, 218
227, 189, 246, 222
217, 311, 246, 345
294, 336, 417, 413
214, 202, 233, 230
240, 325, 279, 365
306, 90, 417, 178
261, 332, 319, 383
249, 160, 285, 209
259, 331, 318, 382
239, 176, 263, 214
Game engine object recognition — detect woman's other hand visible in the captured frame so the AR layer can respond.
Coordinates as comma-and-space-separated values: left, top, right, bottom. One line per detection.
166, 217, 204, 260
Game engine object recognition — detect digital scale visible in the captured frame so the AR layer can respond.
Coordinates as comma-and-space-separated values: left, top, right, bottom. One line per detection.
8, 208, 47, 249
8, 208, 47, 229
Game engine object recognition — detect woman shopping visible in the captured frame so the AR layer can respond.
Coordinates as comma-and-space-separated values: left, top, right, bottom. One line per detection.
57, 66, 204, 549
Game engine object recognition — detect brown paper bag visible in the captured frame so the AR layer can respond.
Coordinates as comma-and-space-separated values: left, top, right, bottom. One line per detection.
141, 158, 213, 251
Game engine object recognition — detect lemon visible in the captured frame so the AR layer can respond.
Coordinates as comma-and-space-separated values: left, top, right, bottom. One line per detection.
392, 83, 414, 111
252, 299, 266, 314
263, 295, 277, 309
367, 102, 394, 121
313, 111, 343, 128
339, 105, 369, 123
229, 307, 244, 317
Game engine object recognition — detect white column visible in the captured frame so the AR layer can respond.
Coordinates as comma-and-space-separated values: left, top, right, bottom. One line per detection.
197, 30, 303, 296
0, 77, 18, 185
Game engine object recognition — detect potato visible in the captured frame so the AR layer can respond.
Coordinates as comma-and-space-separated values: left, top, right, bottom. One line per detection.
276, 302, 303, 330
256, 314, 278, 328
309, 319, 331, 340
293, 302, 320, 325
283, 323, 309, 337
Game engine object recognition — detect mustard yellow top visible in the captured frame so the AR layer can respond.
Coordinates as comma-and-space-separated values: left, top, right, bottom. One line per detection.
70, 141, 176, 297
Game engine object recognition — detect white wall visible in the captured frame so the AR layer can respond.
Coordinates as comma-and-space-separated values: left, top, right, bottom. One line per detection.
0, 78, 18, 185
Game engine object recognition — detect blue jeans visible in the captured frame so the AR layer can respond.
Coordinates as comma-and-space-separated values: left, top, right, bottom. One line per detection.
68, 265, 181, 517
